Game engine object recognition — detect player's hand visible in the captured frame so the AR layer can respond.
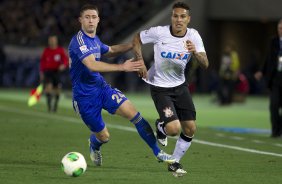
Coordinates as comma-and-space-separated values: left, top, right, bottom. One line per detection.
122, 58, 144, 72
186, 40, 196, 53
134, 58, 147, 79
137, 66, 148, 79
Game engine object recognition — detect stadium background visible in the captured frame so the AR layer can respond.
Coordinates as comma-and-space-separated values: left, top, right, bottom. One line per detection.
0, 1, 282, 183
1, 0, 282, 94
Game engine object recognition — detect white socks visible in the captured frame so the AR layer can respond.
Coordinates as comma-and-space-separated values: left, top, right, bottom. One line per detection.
172, 134, 192, 163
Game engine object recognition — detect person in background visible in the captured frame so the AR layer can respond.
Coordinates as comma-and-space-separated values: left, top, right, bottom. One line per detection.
0, 42, 6, 87
40, 35, 68, 112
255, 19, 282, 138
217, 44, 240, 105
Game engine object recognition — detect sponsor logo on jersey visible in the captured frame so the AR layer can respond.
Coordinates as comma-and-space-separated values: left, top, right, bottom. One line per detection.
160, 51, 189, 60
79, 45, 89, 54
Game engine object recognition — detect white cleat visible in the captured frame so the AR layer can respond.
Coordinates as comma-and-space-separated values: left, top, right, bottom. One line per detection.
156, 150, 176, 164
89, 138, 102, 166
90, 148, 102, 166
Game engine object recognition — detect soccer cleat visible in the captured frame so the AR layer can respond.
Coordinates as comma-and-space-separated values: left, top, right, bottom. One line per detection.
168, 162, 187, 177
155, 119, 168, 146
89, 139, 102, 166
90, 148, 102, 166
156, 150, 176, 164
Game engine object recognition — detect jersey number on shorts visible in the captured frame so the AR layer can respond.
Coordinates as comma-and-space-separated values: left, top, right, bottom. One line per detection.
112, 91, 125, 104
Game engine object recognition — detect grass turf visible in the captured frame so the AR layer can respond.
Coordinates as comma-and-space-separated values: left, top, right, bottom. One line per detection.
0, 89, 281, 184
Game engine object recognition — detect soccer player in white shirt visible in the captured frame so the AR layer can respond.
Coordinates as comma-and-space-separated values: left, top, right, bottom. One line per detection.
133, 1, 209, 177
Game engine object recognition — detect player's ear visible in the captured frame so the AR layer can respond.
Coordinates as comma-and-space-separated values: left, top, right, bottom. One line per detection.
78, 17, 82, 24
187, 16, 191, 24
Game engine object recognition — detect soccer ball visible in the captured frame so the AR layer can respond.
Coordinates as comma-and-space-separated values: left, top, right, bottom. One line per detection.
61, 152, 87, 177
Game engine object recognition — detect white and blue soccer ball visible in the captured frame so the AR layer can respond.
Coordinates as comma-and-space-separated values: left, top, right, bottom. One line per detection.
61, 152, 87, 177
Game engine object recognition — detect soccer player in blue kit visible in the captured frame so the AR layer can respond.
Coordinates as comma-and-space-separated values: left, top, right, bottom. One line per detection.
68, 4, 175, 167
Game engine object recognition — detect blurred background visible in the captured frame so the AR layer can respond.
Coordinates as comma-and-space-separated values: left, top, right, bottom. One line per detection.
0, 0, 281, 98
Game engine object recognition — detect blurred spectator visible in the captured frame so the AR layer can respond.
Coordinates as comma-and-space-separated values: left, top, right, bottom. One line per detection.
0, 0, 171, 46
254, 19, 282, 138
217, 44, 240, 105
0, 42, 6, 86
40, 35, 68, 113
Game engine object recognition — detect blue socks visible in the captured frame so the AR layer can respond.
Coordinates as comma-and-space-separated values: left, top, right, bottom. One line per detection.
89, 134, 104, 151
130, 112, 160, 156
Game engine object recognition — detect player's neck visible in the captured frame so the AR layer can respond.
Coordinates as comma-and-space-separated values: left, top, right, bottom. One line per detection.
173, 29, 186, 36
170, 26, 187, 37
82, 29, 96, 38
85, 32, 96, 38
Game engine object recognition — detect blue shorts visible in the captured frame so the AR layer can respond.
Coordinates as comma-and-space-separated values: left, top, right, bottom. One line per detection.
72, 85, 128, 133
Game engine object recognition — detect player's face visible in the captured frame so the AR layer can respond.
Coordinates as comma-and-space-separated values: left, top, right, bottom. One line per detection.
171, 8, 190, 33
278, 22, 282, 37
79, 9, 100, 34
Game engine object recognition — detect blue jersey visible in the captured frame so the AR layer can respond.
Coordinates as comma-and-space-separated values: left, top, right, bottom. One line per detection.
68, 30, 128, 132
68, 30, 110, 99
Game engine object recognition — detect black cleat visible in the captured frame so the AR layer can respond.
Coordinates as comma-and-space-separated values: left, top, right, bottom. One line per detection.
168, 162, 187, 177
155, 119, 168, 146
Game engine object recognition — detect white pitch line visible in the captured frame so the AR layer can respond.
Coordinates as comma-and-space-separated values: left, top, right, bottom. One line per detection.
0, 106, 282, 158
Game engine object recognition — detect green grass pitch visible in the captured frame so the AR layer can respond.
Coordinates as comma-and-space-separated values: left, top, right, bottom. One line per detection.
0, 89, 281, 184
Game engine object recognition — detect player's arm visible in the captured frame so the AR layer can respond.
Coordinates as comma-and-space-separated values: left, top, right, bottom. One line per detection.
192, 52, 209, 69
82, 54, 143, 72
186, 40, 209, 69
103, 43, 133, 58
132, 33, 147, 79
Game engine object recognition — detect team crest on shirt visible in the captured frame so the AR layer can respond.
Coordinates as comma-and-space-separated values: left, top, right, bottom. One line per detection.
183, 41, 188, 50
79, 45, 89, 54
163, 107, 174, 118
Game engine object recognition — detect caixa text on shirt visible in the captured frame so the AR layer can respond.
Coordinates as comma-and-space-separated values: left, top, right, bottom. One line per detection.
160, 52, 190, 61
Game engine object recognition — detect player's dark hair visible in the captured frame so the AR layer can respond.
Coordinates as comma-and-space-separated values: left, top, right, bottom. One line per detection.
172, 2, 190, 15
80, 4, 99, 16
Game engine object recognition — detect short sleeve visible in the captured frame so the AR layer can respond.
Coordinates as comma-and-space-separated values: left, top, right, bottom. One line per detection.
140, 26, 160, 44
70, 38, 92, 61
95, 37, 109, 55
192, 30, 206, 53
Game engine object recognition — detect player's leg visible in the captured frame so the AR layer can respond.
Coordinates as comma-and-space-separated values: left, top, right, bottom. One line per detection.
150, 85, 181, 146
73, 98, 109, 166
115, 100, 175, 163
169, 84, 196, 176
89, 127, 109, 166
115, 100, 159, 155
104, 86, 175, 163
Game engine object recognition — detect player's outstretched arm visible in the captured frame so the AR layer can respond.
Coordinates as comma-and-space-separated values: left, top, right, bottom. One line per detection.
82, 54, 143, 72
103, 43, 133, 58
132, 33, 147, 79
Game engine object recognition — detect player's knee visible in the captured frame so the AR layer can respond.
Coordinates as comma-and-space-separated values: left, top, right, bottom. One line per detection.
165, 121, 181, 136
183, 122, 197, 136
190, 125, 197, 135
96, 132, 110, 143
